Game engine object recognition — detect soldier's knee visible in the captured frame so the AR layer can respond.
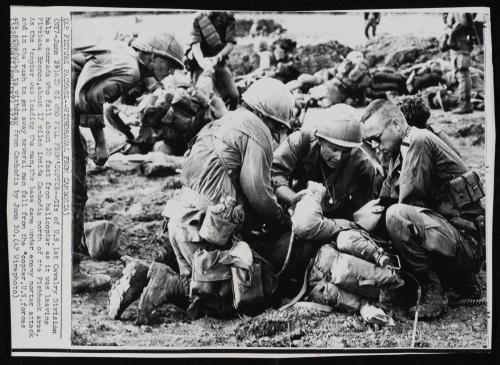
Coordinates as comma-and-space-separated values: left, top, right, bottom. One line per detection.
386, 204, 410, 226
385, 203, 417, 241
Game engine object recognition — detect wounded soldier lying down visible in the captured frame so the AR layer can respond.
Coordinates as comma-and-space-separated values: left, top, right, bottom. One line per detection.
289, 181, 406, 321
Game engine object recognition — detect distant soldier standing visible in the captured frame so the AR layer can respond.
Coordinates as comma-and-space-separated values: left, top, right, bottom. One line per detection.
443, 12, 477, 114
364, 12, 381, 39
186, 11, 239, 110
71, 32, 184, 292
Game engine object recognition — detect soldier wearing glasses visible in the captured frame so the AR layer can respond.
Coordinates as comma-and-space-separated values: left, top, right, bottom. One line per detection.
360, 99, 485, 319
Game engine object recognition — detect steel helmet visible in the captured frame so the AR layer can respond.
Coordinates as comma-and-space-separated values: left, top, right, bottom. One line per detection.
241, 77, 295, 129
131, 32, 184, 69
314, 104, 362, 148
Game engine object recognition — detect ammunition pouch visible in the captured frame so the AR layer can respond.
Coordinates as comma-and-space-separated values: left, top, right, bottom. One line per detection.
190, 243, 272, 315
231, 260, 265, 312
190, 249, 232, 299
448, 171, 484, 211
199, 197, 245, 247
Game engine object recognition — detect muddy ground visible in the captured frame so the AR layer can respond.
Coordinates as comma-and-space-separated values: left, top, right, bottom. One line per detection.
72, 107, 489, 349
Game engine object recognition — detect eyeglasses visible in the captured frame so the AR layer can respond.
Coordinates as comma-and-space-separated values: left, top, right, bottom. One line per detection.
363, 131, 383, 148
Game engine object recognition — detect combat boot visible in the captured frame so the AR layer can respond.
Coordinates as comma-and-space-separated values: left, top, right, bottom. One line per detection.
409, 270, 447, 320
72, 261, 111, 294
448, 273, 482, 304
451, 103, 473, 115
108, 260, 149, 319
136, 262, 190, 325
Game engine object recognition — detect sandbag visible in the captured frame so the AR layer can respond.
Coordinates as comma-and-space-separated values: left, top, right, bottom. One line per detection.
83, 220, 125, 260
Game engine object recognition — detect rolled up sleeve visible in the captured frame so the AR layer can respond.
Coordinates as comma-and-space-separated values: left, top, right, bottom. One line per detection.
240, 138, 283, 221
272, 131, 304, 188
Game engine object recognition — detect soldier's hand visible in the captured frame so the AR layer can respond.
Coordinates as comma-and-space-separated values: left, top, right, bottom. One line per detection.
91, 127, 110, 166
307, 181, 327, 201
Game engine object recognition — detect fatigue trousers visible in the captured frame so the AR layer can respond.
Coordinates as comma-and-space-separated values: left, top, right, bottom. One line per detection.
385, 203, 479, 287
168, 221, 210, 276
168, 220, 278, 303
451, 51, 472, 107
192, 64, 239, 110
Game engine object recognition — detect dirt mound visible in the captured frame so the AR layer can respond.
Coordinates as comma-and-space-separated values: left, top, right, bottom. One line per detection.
235, 18, 286, 37
229, 40, 352, 77
363, 34, 441, 68
296, 41, 352, 75
228, 44, 260, 77
235, 19, 254, 37
230, 33, 485, 78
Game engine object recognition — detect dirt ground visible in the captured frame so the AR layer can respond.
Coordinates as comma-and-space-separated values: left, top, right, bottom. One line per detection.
72, 108, 489, 349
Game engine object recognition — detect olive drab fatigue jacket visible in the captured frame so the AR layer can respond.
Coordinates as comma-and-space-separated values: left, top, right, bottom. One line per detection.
379, 127, 484, 222
164, 108, 284, 228
72, 42, 144, 128
272, 129, 379, 220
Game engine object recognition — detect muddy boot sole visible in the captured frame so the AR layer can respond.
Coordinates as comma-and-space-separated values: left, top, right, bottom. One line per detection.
108, 260, 149, 320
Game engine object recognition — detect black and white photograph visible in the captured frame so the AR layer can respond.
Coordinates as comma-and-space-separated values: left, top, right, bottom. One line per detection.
69, 8, 491, 350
